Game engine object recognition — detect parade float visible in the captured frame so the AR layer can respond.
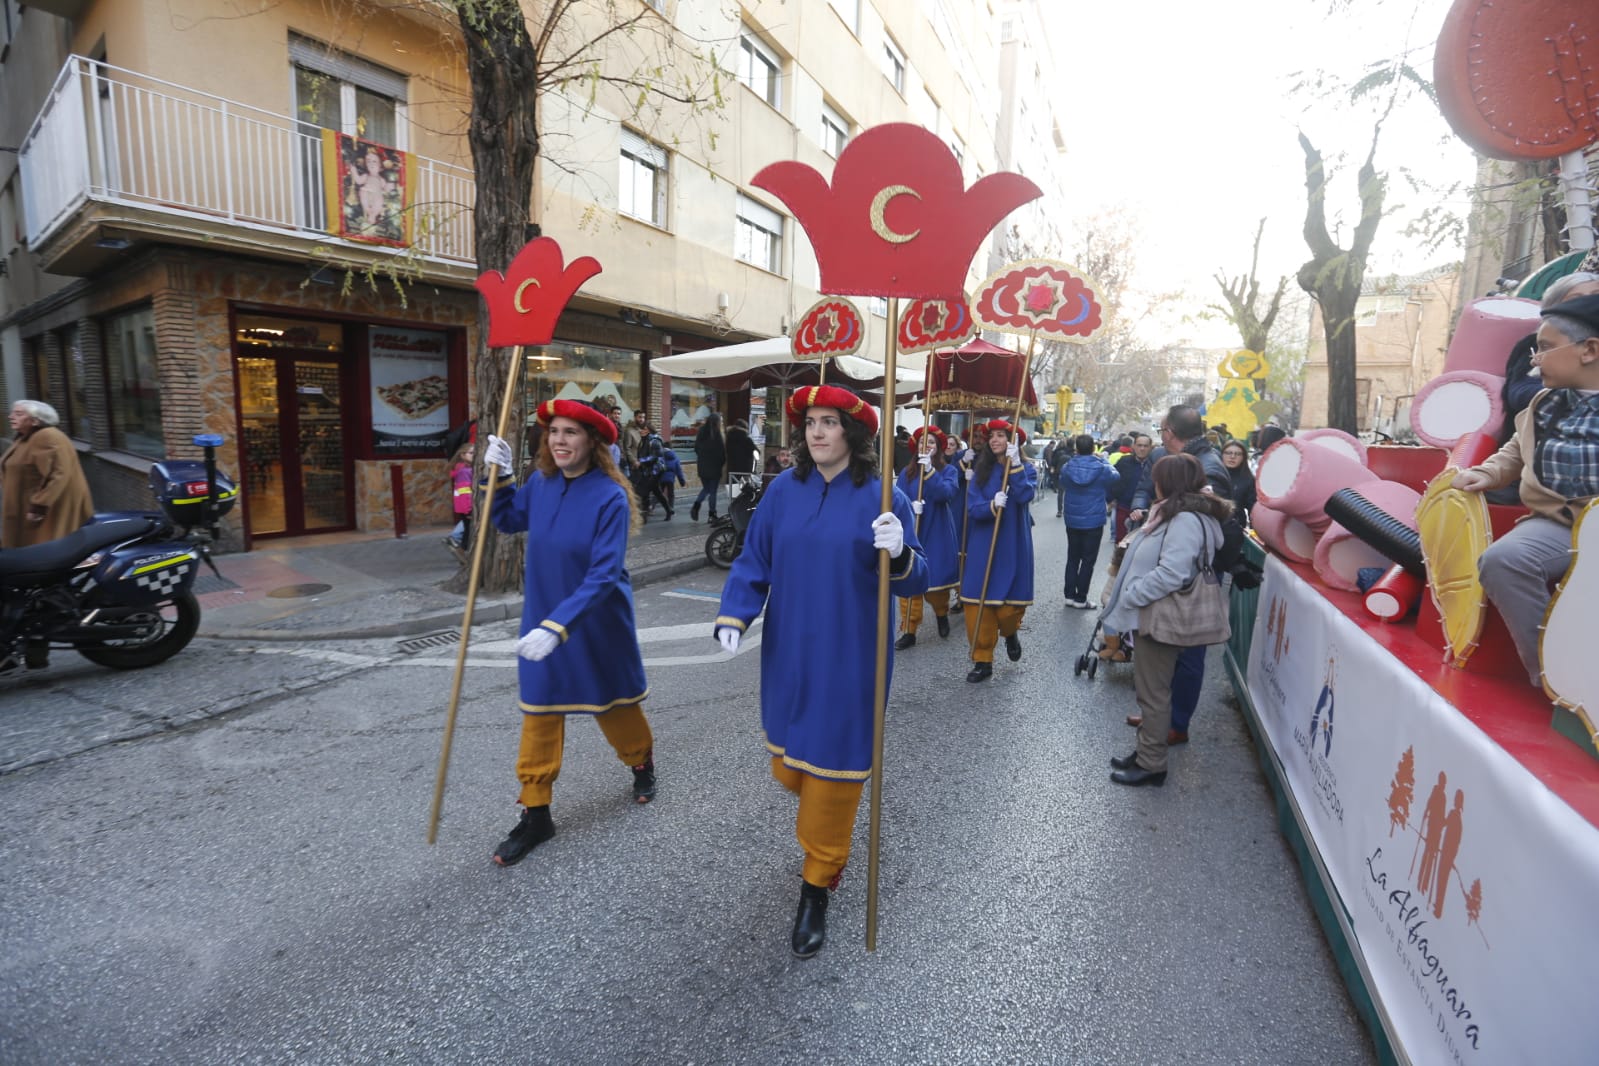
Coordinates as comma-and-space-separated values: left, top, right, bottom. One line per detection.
1223, 2, 1598, 1060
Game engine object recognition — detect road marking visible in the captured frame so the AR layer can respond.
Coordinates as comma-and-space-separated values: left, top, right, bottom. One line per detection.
662, 589, 721, 602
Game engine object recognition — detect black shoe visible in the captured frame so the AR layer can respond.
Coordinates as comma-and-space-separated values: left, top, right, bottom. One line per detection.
966, 662, 993, 683
895, 632, 916, 650
1004, 632, 1022, 661
632, 753, 657, 804
690, 503, 701, 522
1110, 767, 1167, 787
23, 642, 50, 670
664, 509, 674, 521
1109, 751, 1140, 771
791, 880, 830, 958
936, 614, 950, 639
492, 805, 554, 866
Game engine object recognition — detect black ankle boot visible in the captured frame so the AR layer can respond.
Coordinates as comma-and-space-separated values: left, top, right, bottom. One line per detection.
631, 752, 657, 804
1004, 632, 1022, 661
492, 805, 554, 866
966, 662, 993, 682
791, 880, 830, 958
936, 614, 950, 638
894, 632, 916, 650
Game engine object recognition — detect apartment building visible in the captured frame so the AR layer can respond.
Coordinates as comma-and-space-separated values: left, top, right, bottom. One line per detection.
4, 0, 1061, 545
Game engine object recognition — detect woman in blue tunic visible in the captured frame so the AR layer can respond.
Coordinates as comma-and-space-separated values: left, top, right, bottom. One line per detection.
894, 425, 960, 648
714, 385, 927, 958
481, 399, 656, 868
960, 420, 1037, 682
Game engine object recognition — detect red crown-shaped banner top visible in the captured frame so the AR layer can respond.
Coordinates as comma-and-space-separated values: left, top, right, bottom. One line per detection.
973, 259, 1105, 342
898, 296, 976, 355
474, 237, 602, 347
792, 298, 864, 359
752, 124, 1042, 300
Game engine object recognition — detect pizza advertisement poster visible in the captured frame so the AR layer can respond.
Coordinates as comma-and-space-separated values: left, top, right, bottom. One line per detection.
369, 327, 451, 454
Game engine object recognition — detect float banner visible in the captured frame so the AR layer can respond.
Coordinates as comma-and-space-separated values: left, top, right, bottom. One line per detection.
1245, 554, 1599, 1065
369, 327, 449, 454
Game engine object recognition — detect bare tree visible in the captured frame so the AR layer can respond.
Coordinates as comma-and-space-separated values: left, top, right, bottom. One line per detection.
1212, 218, 1288, 355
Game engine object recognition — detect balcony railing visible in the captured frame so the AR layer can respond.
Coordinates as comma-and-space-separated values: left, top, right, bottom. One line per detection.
20, 56, 475, 266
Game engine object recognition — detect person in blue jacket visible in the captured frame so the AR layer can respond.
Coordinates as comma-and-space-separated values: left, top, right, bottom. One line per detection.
960, 419, 1036, 682
714, 385, 927, 959
1060, 434, 1119, 608
480, 399, 656, 868
659, 445, 687, 513
894, 424, 960, 648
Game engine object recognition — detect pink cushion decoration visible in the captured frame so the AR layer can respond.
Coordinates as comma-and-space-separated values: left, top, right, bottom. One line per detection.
1445, 297, 1542, 376
1297, 428, 1367, 467
1311, 480, 1423, 590
1252, 502, 1318, 564
1410, 370, 1505, 449
1254, 437, 1379, 524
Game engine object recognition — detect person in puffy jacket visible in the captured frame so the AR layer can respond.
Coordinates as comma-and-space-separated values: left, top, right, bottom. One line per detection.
1060, 435, 1118, 607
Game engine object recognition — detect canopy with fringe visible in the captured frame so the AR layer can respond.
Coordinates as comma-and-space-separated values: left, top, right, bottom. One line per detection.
924, 338, 1040, 416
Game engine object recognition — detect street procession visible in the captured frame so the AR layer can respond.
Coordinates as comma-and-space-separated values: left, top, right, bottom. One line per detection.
2, 0, 1598, 1062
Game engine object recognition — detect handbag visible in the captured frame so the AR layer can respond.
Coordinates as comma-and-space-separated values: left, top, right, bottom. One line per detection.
1138, 517, 1231, 647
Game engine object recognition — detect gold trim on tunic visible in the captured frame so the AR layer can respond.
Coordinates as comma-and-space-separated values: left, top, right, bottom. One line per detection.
520, 688, 651, 715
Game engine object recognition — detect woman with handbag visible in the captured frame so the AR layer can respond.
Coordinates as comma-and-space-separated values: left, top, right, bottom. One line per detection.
1097, 453, 1232, 787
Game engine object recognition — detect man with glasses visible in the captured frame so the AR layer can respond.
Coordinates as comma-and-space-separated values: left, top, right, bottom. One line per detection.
1112, 433, 1154, 541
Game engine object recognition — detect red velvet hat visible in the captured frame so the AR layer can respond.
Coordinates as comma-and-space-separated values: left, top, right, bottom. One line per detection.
535, 399, 618, 446
981, 419, 1027, 446
910, 425, 947, 449
785, 385, 879, 436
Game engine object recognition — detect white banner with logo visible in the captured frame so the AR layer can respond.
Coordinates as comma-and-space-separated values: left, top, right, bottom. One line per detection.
1246, 555, 1599, 1065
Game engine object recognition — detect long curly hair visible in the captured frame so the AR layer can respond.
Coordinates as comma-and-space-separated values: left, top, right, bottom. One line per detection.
792, 411, 879, 487
534, 422, 641, 536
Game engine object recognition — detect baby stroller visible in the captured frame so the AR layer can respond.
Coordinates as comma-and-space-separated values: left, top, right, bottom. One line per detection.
1073, 618, 1131, 679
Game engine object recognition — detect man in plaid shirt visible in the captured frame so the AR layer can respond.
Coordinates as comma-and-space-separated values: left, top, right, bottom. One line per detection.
1455, 293, 1599, 686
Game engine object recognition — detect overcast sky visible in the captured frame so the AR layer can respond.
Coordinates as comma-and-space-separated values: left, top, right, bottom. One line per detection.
1050, 0, 1478, 349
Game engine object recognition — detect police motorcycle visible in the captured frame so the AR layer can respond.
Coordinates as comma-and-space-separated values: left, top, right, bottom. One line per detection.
0, 434, 238, 674
705, 471, 765, 569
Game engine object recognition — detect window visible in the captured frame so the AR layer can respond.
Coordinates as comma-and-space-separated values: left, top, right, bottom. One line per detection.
289, 35, 408, 232
882, 36, 906, 94
820, 102, 849, 157
735, 193, 784, 274
103, 307, 165, 456
619, 129, 668, 227
949, 134, 965, 170
828, 0, 859, 34
738, 26, 782, 109
869, 297, 888, 318
52, 324, 92, 441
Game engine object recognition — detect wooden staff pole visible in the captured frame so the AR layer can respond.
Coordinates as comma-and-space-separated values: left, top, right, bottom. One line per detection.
957, 407, 974, 580
427, 345, 525, 844
865, 298, 900, 952
912, 348, 936, 535
970, 333, 1037, 648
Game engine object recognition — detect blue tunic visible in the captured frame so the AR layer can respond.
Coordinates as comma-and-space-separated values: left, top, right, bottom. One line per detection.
896, 463, 960, 591
716, 468, 928, 780
960, 460, 1036, 605
490, 468, 649, 714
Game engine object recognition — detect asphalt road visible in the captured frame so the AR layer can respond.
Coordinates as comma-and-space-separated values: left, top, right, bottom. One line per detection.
0, 497, 1375, 1065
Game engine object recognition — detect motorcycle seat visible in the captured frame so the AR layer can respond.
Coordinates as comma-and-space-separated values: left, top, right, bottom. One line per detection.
0, 517, 162, 585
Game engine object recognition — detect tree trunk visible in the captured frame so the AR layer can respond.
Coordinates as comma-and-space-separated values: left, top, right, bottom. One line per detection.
458, 3, 541, 593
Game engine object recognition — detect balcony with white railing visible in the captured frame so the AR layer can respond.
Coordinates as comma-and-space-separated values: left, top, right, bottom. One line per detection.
19, 56, 476, 277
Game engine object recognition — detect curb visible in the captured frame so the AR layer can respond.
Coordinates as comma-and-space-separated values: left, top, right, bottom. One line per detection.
201, 553, 710, 642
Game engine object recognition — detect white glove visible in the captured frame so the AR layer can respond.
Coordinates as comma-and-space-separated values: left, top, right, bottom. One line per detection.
483, 434, 514, 477
516, 629, 559, 662
911, 499, 925, 516
715, 626, 741, 654
918, 452, 933, 470
963, 448, 975, 462
993, 490, 1009, 510
1006, 442, 1019, 461
964, 468, 975, 481
871, 511, 905, 557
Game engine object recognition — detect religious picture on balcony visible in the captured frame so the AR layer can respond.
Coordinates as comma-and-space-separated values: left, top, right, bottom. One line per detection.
321, 131, 414, 247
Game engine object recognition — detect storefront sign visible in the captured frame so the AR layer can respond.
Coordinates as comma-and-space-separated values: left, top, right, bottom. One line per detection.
370, 327, 449, 454
1245, 556, 1599, 1063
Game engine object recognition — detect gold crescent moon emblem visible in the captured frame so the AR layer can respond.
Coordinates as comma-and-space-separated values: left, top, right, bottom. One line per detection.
513, 277, 542, 313
869, 185, 922, 244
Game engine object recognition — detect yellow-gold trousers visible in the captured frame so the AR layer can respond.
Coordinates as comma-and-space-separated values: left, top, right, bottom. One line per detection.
515, 704, 653, 807
770, 757, 865, 888
963, 604, 1025, 663
898, 587, 952, 634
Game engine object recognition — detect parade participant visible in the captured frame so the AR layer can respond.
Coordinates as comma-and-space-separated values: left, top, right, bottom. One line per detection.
894, 425, 959, 648
1103, 453, 1232, 787
481, 400, 657, 868
960, 420, 1036, 682
713, 385, 927, 959
1454, 293, 1599, 687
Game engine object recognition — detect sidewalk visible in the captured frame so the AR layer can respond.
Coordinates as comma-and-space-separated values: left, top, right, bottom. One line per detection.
196, 512, 713, 641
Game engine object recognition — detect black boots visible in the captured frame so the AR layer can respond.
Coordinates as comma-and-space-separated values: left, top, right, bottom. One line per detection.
492, 805, 554, 866
791, 880, 830, 958
1004, 632, 1022, 661
966, 662, 993, 683
1109, 752, 1166, 786
894, 631, 916, 650
936, 614, 950, 639
632, 753, 657, 804
690, 502, 700, 522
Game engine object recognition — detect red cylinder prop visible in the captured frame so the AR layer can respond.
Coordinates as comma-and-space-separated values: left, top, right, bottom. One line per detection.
1364, 565, 1424, 623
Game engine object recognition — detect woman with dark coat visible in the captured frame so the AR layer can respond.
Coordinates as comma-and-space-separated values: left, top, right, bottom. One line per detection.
691, 405, 725, 521
725, 419, 758, 474
1219, 440, 1256, 525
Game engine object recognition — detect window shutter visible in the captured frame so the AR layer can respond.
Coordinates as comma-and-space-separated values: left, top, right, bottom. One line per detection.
289, 33, 408, 101
621, 128, 667, 169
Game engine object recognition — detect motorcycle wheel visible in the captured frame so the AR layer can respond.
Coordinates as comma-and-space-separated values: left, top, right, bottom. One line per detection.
76, 591, 201, 670
705, 527, 739, 570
